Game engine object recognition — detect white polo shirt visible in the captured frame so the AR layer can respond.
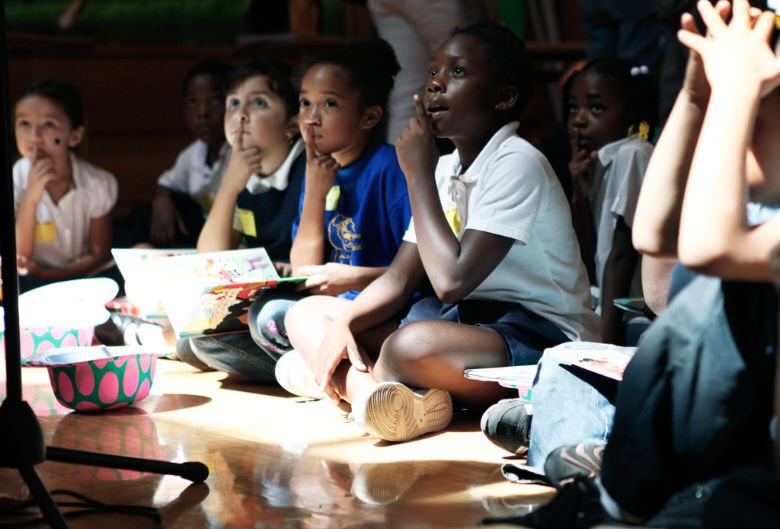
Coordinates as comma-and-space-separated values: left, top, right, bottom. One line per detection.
13, 154, 118, 268
403, 122, 599, 341
590, 136, 653, 307
157, 140, 231, 213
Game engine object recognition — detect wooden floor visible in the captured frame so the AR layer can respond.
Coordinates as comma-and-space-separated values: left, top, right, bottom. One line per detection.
3, 359, 559, 528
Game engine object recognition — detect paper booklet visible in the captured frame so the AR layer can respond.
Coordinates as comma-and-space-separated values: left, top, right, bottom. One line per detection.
463, 342, 637, 402
114, 247, 306, 338
112, 248, 197, 319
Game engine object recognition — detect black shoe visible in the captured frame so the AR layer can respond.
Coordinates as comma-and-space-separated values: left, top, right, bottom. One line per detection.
544, 441, 605, 489
480, 398, 532, 456
483, 477, 608, 528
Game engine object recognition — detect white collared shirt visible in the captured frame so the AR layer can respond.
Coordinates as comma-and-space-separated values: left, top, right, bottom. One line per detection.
590, 136, 653, 305
245, 139, 305, 194
404, 122, 599, 341
157, 140, 231, 213
13, 153, 118, 268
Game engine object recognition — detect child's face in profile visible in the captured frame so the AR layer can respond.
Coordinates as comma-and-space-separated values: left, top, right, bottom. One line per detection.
224, 75, 295, 155
567, 70, 632, 153
14, 95, 83, 163
423, 34, 503, 139
299, 64, 368, 156
184, 73, 225, 148
747, 88, 780, 202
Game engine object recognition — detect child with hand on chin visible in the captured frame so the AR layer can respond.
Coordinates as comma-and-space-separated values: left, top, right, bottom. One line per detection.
284, 24, 599, 442
13, 80, 118, 293
180, 59, 306, 379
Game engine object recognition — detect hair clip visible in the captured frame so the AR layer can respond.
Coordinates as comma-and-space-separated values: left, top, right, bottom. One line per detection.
630, 65, 649, 77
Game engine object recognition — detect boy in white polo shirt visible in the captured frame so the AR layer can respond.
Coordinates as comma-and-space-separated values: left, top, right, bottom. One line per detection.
13, 79, 117, 292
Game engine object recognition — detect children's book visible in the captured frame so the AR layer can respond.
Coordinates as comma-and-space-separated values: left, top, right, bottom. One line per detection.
154, 248, 306, 339
552, 342, 636, 381
464, 365, 537, 401
463, 342, 637, 403
112, 248, 197, 319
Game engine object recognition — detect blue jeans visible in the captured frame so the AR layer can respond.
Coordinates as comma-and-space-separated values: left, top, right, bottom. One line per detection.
526, 345, 619, 470
188, 332, 278, 384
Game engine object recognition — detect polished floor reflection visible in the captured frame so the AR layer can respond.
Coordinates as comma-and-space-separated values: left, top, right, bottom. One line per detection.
4, 360, 554, 528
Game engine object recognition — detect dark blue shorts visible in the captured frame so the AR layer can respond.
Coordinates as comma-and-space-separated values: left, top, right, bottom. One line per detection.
399, 295, 569, 366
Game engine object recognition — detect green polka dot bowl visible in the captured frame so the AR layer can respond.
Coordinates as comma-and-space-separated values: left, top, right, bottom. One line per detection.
24, 346, 165, 412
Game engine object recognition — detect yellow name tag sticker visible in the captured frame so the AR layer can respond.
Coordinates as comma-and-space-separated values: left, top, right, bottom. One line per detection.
325, 186, 341, 211
444, 208, 461, 236
35, 221, 57, 243
236, 208, 257, 237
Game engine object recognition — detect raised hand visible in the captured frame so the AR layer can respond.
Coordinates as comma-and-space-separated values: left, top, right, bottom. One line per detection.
395, 94, 438, 182
223, 127, 264, 195
26, 147, 55, 203
304, 126, 340, 200
568, 129, 596, 202
678, 0, 780, 97
312, 319, 369, 403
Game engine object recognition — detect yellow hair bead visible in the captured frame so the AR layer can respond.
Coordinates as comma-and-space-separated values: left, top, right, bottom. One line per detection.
638, 121, 650, 141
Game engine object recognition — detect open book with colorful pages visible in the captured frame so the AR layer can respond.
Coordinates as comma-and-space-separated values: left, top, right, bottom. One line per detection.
112, 248, 197, 319
153, 247, 306, 339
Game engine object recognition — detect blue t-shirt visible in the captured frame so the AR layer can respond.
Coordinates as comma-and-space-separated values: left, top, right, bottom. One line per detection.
292, 143, 412, 299
236, 151, 306, 261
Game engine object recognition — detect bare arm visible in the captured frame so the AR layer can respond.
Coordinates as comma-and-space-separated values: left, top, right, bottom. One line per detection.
677, 2, 780, 281
641, 255, 676, 316
632, 11, 714, 258
396, 96, 514, 303
290, 128, 337, 272
600, 218, 640, 344
197, 144, 261, 252
15, 152, 54, 259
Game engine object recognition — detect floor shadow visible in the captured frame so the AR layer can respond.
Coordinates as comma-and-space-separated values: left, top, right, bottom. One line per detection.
140, 393, 212, 413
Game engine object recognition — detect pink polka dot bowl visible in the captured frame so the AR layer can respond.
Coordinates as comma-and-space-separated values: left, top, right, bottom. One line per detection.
0, 325, 95, 363
24, 346, 164, 412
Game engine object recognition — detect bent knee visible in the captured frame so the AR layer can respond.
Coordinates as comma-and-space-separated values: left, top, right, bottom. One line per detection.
378, 322, 442, 379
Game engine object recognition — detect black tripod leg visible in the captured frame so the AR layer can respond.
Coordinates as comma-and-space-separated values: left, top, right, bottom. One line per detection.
18, 465, 69, 529
46, 447, 209, 483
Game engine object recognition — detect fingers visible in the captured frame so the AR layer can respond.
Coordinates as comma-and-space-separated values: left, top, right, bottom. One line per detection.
678, 26, 708, 52
346, 338, 367, 372
413, 93, 426, 121
696, 0, 727, 36
236, 126, 244, 152
305, 126, 317, 159
753, 10, 777, 39
730, 0, 750, 27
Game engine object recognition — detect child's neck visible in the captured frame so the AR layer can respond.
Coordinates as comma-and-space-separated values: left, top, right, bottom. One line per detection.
331, 133, 374, 168
45, 159, 74, 203
452, 128, 501, 170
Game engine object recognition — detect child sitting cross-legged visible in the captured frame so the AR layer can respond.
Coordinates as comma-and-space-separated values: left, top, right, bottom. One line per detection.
283, 23, 599, 442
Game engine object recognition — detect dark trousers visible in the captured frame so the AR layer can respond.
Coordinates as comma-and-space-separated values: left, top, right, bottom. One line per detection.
600, 276, 778, 518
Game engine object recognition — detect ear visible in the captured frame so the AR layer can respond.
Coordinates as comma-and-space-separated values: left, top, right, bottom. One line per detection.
495, 86, 520, 113
68, 126, 85, 148
284, 115, 299, 142
360, 105, 383, 130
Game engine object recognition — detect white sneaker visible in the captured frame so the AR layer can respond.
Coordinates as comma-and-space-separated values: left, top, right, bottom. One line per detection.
274, 350, 327, 400
351, 382, 453, 442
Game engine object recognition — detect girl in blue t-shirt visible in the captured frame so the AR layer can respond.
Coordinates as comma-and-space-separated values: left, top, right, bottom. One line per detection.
244, 39, 413, 380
